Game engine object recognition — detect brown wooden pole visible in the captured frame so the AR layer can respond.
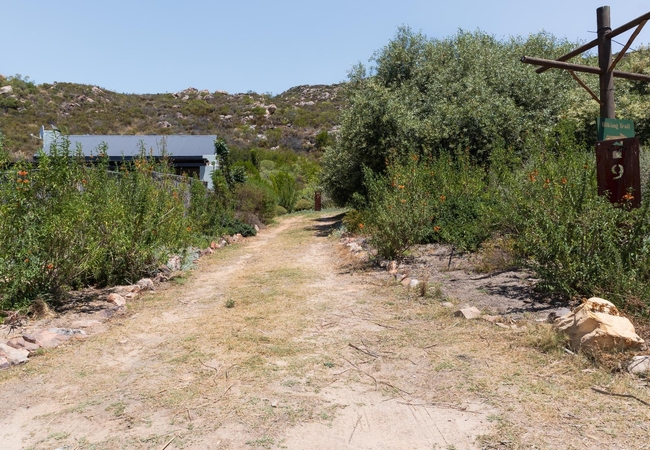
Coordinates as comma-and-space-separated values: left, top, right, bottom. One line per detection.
521, 56, 650, 82
598, 6, 615, 118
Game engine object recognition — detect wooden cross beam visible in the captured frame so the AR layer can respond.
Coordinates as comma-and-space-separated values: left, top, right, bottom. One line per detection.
521, 6, 650, 119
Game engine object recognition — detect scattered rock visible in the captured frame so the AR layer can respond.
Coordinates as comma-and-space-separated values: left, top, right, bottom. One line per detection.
157, 121, 172, 128
454, 306, 482, 320
546, 307, 572, 323
50, 328, 86, 337
387, 261, 398, 274
628, 356, 650, 375
0, 357, 10, 370
6, 336, 40, 354
137, 278, 155, 291
441, 302, 455, 308
24, 329, 64, 349
226, 234, 243, 245
554, 297, 645, 352
401, 277, 412, 287
0, 85, 13, 95
167, 255, 182, 271
408, 279, 420, 289
347, 242, 363, 253
201, 247, 215, 256
254, 225, 260, 232
0, 343, 29, 365
267, 104, 277, 115
107, 293, 126, 307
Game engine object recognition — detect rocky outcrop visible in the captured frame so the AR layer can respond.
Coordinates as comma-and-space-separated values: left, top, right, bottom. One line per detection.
554, 297, 645, 352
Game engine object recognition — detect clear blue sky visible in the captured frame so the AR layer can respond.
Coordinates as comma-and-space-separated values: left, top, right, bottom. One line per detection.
2, 1, 649, 95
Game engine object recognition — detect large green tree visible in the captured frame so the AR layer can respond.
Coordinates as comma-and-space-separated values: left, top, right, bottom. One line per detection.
323, 28, 578, 205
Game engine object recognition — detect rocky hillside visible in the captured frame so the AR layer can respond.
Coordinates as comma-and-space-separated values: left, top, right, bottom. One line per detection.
0, 74, 344, 160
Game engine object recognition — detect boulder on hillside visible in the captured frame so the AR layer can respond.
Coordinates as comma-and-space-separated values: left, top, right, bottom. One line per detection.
0, 85, 13, 95
554, 297, 645, 352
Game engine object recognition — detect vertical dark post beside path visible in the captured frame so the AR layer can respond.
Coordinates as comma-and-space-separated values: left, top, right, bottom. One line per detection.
521, 5, 650, 207
314, 191, 322, 211
598, 6, 615, 119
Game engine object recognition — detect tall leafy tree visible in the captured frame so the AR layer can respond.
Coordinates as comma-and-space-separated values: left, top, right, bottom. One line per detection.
323, 28, 578, 205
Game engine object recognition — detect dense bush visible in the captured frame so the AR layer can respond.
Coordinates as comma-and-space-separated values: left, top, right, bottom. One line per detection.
293, 198, 313, 211
0, 136, 253, 309
270, 171, 299, 213
0, 139, 190, 307
504, 146, 650, 312
234, 179, 277, 224
323, 28, 576, 205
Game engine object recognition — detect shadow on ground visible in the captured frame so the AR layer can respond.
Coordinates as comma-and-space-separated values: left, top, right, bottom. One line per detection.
310, 212, 346, 237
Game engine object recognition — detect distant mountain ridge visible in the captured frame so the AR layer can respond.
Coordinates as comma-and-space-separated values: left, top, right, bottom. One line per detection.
0, 75, 344, 160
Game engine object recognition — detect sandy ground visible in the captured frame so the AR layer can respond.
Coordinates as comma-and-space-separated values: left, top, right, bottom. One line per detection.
0, 211, 649, 450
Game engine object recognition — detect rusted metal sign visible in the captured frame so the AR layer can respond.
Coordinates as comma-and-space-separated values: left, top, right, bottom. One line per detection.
314, 191, 322, 211
596, 137, 641, 208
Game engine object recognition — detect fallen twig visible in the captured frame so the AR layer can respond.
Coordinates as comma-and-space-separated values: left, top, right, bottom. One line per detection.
591, 386, 650, 407
379, 381, 413, 396
160, 435, 176, 450
216, 384, 234, 402
564, 348, 576, 356
348, 414, 362, 444
199, 359, 221, 384
225, 364, 238, 381
349, 343, 378, 358
344, 357, 378, 390
396, 401, 481, 413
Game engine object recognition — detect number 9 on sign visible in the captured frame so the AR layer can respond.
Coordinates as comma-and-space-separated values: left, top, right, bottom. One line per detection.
612, 164, 624, 180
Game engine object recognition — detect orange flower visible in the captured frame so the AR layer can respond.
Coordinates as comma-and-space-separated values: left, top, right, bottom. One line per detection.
439, 195, 446, 203
398, 185, 405, 189
186, 226, 192, 232
560, 177, 567, 185
401, 199, 406, 203
46, 263, 54, 270
358, 223, 364, 229
17, 170, 28, 177
433, 226, 441, 233
622, 192, 634, 202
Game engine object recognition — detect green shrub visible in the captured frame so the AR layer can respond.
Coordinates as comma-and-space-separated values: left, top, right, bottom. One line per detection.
275, 205, 287, 216
270, 171, 299, 213
342, 209, 364, 232
294, 198, 312, 211
363, 155, 437, 261
505, 147, 650, 312
235, 179, 277, 224
0, 140, 194, 308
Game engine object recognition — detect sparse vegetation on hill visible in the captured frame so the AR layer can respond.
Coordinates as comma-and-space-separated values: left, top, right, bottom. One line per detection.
0, 76, 344, 160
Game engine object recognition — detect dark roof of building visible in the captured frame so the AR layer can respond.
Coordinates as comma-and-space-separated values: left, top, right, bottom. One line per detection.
41, 132, 217, 160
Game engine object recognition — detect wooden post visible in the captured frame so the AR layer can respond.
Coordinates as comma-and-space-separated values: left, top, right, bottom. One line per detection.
598, 6, 616, 118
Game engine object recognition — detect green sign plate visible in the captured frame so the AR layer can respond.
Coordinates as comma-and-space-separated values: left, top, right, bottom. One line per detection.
597, 118, 635, 141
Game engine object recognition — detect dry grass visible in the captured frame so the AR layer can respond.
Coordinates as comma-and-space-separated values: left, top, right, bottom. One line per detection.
1, 212, 649, 449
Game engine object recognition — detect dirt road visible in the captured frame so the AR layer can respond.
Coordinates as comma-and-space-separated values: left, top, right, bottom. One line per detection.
1, 211, 648, 449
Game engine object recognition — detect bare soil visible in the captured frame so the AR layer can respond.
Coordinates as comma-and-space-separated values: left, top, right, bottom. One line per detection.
1, 211, 649, 450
